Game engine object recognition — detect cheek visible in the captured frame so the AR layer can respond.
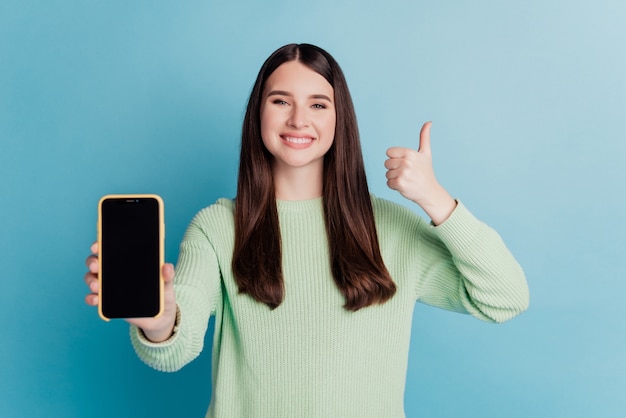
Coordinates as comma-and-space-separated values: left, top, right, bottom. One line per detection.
259, 109, 274, 142
323, 114, 337, 141
260, 107, 269, 130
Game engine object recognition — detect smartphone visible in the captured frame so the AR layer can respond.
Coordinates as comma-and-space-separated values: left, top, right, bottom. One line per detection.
97, 194, 164, 321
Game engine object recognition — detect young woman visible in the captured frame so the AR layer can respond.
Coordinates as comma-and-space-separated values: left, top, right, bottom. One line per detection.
85, 43, 529, 418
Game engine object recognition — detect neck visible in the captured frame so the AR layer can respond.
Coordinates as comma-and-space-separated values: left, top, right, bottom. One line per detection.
272, 162, 324, 201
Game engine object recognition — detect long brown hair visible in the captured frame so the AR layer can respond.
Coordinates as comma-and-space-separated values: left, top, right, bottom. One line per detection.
233, 43, 396, 311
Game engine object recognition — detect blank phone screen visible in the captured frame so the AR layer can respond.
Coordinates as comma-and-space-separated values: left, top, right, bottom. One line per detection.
100, 197, 161, 318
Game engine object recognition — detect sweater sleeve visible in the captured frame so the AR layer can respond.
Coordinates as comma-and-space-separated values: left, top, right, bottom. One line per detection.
129, 211, 223, 372
414, 201, 529, 323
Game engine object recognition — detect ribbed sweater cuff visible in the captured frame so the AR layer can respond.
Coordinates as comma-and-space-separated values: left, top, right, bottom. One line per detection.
429, 200, 483, 251
129, 305, 184, 370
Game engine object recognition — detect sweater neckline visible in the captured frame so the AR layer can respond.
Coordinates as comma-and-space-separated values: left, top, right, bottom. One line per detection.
276, 197, 323, 213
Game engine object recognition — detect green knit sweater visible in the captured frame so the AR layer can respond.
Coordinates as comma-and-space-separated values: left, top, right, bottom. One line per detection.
130, 196, 529, 418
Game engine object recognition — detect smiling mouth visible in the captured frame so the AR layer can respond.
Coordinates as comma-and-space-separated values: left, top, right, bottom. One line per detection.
282, 136, 314, 144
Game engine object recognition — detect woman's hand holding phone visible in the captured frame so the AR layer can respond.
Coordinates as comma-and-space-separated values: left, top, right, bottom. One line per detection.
84, 242, 178, 343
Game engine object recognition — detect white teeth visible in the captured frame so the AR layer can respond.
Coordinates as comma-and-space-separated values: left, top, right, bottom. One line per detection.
284, 136, 313, 144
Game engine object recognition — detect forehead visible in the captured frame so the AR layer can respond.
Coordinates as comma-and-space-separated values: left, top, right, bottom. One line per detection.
264, 61, 333, 96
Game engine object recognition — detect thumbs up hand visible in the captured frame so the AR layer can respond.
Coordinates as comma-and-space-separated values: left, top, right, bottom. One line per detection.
385, 122, 457, 225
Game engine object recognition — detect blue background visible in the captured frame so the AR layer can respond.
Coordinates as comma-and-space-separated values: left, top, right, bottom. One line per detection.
2, 0, 625, 416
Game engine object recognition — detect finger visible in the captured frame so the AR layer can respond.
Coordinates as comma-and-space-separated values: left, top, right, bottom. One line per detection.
84, 270, 95, 286
384, 159, 401, 170
87, 275, 100, 293
386, 178, 400, 191
385, 169, 398, 180
85, 293, 99, 306
162, 263, 175, 283
386, 147, 409, 159
91, 242, 99, 255
85, 255, 99, 273
83, 269, 100, 305
418, 121, 432, 155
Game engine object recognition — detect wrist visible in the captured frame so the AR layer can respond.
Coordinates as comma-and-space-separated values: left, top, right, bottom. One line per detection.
416, 187, 456, 226
142, 307, 180, 343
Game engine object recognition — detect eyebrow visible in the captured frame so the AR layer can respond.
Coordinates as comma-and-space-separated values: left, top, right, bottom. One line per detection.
267, 90, 333, 103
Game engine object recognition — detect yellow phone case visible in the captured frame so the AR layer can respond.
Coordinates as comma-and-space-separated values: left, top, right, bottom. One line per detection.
97, 194, 165, 322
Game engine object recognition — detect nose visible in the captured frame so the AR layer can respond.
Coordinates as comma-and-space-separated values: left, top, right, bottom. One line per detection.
287, 104, 309, 129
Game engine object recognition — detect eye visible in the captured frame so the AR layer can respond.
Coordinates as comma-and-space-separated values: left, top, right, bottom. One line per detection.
272, 99, 289, 106
312, 103, 327, 109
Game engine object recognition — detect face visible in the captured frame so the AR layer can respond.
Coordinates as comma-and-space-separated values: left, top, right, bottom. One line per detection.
260, 61, 336, 174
